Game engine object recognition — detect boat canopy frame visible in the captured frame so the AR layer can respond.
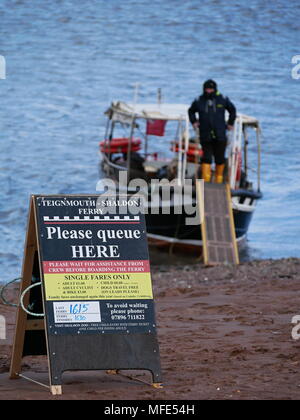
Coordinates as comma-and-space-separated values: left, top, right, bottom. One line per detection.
103, 101, 261, 191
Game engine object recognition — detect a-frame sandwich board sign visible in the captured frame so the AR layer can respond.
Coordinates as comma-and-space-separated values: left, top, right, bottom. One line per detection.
10, 195, 162, 395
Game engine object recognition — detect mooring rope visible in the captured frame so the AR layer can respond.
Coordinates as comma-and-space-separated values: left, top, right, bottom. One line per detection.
1, 277, 45, 317
0, 277, 21, 307
19, 282, 45, 317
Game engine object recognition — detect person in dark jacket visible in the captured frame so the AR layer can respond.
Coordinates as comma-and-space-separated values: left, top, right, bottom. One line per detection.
188, 79, 236, 183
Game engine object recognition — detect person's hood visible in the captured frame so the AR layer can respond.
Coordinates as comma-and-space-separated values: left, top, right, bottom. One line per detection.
203, 79, 218, 98
203, 79, 217, 91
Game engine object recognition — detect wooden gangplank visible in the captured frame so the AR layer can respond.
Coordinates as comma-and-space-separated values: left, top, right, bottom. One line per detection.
200, 183, 239, 266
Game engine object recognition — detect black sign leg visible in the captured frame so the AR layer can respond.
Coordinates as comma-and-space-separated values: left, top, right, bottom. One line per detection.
46, 333, 162, 388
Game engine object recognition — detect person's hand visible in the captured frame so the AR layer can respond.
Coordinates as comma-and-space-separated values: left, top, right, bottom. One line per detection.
193, 122, 200, 129
227, 124, 234, 131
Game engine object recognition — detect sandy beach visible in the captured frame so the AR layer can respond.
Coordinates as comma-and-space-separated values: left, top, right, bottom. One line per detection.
1, 257, 300, 400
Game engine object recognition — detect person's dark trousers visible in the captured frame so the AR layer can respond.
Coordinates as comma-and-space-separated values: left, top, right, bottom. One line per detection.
201, 140, 227, 165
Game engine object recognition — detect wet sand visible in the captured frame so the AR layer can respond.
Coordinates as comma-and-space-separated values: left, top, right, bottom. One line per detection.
1, 258, 300, 400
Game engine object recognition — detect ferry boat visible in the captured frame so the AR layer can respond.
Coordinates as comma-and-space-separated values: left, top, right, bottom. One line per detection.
99, 99, 262, 253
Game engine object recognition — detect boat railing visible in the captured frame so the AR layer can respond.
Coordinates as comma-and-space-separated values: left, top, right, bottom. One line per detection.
228, 115, 261, 192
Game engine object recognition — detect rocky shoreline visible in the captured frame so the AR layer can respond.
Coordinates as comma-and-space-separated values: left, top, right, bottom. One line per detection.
1, 258, 300, 400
